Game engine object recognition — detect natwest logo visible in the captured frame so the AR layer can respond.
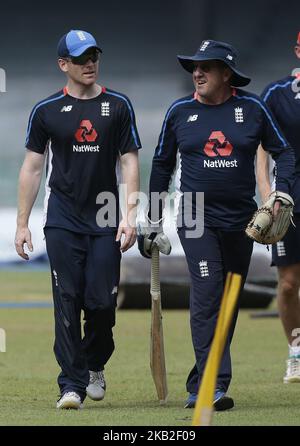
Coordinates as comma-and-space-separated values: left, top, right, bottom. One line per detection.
203, 131, 233, 157
75, 120, 98, 142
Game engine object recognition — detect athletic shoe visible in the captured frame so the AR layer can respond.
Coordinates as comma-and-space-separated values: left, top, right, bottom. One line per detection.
184, 392, 197, 408
283, 357, 300, 383
56, 391, 83, 410
86, 370, 106, 401
184, 389, 234, 411
213, 389, 234, 411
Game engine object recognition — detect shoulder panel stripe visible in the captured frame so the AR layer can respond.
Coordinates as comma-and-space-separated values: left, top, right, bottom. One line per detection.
157, 98, 195, 156
105, 90, 140, 148
235, 94, 288, 147
263, 80, 293, 102
25, 93, 65, 145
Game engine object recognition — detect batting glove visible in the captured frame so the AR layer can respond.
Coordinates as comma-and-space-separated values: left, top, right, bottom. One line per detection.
137, 221, 172, 259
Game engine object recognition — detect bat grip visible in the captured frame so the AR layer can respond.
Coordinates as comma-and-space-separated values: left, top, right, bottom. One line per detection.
151, 244, 160, 296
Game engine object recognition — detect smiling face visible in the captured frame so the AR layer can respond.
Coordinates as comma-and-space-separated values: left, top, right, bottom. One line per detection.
58, 48, 99, 86
192, 60, 233, 103
295, 45, 300, 60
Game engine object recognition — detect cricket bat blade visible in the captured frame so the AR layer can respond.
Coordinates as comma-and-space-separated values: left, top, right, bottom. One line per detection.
150, 245, 168, 404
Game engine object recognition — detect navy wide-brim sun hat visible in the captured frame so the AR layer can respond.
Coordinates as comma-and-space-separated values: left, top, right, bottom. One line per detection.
177, 39, 251, 87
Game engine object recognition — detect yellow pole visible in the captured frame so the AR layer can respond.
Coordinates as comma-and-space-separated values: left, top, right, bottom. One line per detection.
192, 273, 242, 426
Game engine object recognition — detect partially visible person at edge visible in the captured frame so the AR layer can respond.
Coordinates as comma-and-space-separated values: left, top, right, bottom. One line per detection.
138, 39, 295, 410
257, 32, 300, 384
15, 30, 141, 409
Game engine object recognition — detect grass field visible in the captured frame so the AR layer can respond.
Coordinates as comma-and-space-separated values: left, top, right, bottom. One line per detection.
0, 271, 299, 426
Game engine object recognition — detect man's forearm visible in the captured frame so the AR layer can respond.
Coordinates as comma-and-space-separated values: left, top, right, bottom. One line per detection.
257, 172, 271, 203
272, 149, 295, 195
120, 152, 140, 225
256, 145, 272, 202
17, 164, 43, 227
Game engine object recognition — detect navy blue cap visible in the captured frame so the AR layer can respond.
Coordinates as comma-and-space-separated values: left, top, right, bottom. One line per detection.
177, 40, 250, 87
57, 30, 102, 57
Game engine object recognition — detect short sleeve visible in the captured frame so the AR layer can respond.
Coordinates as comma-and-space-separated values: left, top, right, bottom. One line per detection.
261, 84, 277, 114
260, 102, 289, 154
259, 102, 294, 193
148, 107, 178, 221
25, 106, 49, 154
118, 98, 141, 155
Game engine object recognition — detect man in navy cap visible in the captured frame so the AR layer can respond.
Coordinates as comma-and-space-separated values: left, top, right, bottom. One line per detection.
15, 30, 141, 409
257, 32, 300, 385
138, 39, 294, 410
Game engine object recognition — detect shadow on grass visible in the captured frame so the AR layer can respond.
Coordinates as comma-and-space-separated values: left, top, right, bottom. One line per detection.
85, 399, 185, 410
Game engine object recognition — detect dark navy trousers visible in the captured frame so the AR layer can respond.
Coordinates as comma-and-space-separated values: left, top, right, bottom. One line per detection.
178, 227, 253, 394
44, 228, 121, 401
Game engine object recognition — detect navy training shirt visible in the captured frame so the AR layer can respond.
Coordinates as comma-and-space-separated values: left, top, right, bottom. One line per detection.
149, 89, 295, 230
262, 75, 300, 214
25, 86, 141, 234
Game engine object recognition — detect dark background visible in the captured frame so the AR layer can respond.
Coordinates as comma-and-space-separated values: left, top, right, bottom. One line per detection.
0, 0, 299, 206
1, 0, 299, 80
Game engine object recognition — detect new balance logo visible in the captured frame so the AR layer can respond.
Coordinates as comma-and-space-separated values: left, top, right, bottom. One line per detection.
101, 102, 110, 116
187, 114, 198, 122
61, 105, 73, 112
226, 54, 233, 61
199, 260, 209, 277
277, 241, 286, 257
200, 41, 210, 51
235, 107, 244, 123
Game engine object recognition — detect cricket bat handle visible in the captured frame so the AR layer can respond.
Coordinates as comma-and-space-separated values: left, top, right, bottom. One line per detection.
151, 244, 160, 296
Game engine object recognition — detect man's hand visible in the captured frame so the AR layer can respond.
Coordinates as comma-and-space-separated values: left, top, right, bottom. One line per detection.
15, 226, 33, 260
116, 219, 137, 253
137, 223, 171, 258
273, 200, 282, 220
245, 191, 294, 245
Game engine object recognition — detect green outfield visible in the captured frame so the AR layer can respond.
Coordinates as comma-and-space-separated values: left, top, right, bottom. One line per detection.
0, 271, 299, 426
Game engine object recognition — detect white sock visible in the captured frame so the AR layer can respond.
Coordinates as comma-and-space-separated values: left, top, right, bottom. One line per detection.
288, 344, 300, 358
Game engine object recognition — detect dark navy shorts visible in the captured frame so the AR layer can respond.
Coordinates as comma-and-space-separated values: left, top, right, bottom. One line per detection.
272, 215, 300, 267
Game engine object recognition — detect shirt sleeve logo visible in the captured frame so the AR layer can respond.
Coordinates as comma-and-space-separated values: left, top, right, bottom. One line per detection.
75, 119, 98, 142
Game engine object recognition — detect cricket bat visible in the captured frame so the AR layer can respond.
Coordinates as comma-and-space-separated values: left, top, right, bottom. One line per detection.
150, 244, 168, 404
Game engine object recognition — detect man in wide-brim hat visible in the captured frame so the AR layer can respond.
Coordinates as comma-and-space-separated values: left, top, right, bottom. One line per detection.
138, 39, 295, 411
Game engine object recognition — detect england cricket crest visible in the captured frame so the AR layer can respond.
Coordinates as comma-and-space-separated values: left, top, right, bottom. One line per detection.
234, 107, 244, 123
101, 102, 110, 116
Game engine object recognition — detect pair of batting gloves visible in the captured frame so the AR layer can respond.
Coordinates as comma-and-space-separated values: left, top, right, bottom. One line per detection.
137, 218, 172, 258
